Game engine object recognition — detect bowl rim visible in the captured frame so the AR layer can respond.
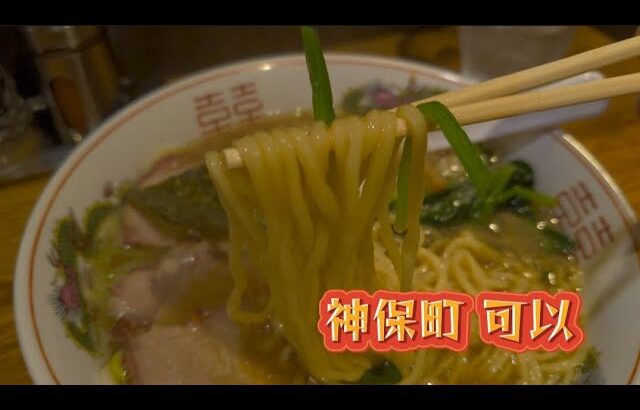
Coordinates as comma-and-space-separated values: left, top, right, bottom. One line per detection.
13, 52, 640, 385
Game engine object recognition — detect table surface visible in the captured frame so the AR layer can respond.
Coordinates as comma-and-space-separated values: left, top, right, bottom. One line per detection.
1, 26, 639, 384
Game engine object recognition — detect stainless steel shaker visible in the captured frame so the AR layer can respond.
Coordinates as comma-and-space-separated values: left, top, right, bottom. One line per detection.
22, 25, 121, 144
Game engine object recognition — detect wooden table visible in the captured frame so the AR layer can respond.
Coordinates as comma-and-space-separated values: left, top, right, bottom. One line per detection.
1, 26, 638, 384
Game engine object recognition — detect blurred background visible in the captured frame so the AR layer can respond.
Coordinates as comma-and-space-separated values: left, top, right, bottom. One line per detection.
0, 25, 637, 184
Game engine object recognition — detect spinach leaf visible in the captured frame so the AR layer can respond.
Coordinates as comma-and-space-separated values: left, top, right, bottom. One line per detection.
539, 226, 576, 255
420, 182, 478, 226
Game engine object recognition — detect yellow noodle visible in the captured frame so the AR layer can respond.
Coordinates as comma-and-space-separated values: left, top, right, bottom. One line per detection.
374, 229, 589, 384
205, 105, 590, 385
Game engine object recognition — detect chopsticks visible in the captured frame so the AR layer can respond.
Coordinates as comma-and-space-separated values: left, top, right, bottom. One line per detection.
409, 35, 640, 108
450, 72, 640, 125
221, 36, 640, 169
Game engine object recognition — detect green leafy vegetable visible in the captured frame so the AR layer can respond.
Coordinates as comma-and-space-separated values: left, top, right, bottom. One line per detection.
498, 161, 535, 217
125, 166, 227, 239
302, 26, 335, 124
354, 360, 402, 385
411, 102, 577, 257
505, 160, 534, 188
418, 102, 491, 197
420, 182, 478, 226
539, 226, 576, 255
416, 101, 557, 222
476, 163, 516, 221
420, 161, 540, 225
498, 186, 557, 208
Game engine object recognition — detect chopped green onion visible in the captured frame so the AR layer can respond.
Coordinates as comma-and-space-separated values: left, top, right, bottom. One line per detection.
302, 26, 335, 125
476, 164, 516, 221
417, 101, 490, 197
394, 138, 412, 233
489, 164, 517, 196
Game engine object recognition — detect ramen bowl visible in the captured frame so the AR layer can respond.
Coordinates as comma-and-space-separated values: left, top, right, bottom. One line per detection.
13, 53, 640, 384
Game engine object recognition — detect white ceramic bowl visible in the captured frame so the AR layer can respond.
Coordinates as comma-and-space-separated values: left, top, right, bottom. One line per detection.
13, 53, 640, 384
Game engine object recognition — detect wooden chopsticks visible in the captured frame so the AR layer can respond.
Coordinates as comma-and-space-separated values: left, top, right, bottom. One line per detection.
221, 36, 640, 169
450, 72, 640, 125
407, 35, 640, 109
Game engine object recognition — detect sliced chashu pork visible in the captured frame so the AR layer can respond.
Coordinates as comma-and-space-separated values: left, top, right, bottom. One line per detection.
121, 205, 175, 248
108, 241, 227, 326
125, 310, 252, 384
125, 324, 246, 384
